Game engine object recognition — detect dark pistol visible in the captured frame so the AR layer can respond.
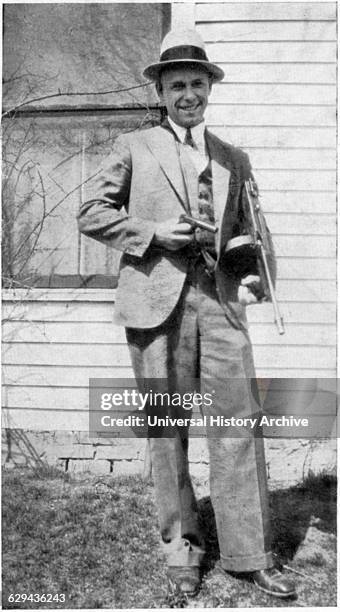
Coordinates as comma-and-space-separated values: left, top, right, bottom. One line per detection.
179, 213, 218, 233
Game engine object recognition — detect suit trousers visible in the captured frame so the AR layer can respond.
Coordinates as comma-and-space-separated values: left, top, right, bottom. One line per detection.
126, 261, 274, 572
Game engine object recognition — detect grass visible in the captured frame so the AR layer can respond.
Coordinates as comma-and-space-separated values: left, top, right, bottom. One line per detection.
2, 468, 337, 609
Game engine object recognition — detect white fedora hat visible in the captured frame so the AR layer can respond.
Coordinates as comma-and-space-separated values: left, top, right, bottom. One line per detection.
143, 28, 224, 83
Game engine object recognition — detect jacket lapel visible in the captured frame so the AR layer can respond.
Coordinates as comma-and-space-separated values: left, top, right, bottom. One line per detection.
142, 125, 189, 212
142, 125, 233, 239
161, 119, 197, 213
205, 130, 231, 255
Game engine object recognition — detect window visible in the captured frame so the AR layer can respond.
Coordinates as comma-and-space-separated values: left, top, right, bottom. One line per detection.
2, 3, 170, 288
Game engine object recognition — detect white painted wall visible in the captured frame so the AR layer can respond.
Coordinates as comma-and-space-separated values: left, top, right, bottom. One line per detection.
193, 1, 336, 377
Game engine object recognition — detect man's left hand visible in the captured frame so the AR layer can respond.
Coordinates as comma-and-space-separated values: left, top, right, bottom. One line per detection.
238, 275, 262, 305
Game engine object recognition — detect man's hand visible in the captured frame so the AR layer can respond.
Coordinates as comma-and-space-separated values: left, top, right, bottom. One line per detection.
153, 218, 194, 251
238, 275, 262, 305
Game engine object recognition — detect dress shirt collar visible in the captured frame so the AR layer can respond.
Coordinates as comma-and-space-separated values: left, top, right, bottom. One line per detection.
167, 117, 206, 151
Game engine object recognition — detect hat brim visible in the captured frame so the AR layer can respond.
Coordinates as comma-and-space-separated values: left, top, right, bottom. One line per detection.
143, 59, 224, 83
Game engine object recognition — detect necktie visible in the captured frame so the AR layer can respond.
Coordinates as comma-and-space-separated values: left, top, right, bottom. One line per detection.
184, 127, 195, 148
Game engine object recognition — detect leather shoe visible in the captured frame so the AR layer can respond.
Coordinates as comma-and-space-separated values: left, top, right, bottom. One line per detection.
167, 566, 201, 595
251, 567, 296, 598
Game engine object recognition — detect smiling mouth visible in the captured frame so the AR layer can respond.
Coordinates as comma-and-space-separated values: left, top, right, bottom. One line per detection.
179, 103, 200, 112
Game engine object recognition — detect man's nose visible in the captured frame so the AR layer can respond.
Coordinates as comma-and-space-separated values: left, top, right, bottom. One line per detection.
183, 86, 196, 101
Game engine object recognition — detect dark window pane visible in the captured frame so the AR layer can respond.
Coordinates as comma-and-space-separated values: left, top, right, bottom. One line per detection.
2, 4, 169, 287
2, 110, 160, 287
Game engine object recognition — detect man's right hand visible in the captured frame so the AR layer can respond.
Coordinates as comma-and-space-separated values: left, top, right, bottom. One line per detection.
153, 218, 194, 251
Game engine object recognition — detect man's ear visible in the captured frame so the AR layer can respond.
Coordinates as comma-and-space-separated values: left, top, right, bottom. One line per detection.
155, 81, 163, 102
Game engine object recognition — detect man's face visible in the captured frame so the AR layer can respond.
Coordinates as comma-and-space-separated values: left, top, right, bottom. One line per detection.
158, 65, 212, 128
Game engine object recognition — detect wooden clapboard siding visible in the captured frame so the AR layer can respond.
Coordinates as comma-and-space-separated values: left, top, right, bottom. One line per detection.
276, 258, 335, 280
194, 1, 336, 379
196, 3, 336, 21
259, 193, 335, 215
3, 365, 134, 388
265, 215, 335, 235
4, 364, 333, 388
272, 236, 334, 258
243, 150, 336, 170
2, 301, 115, 323
198, 21, 336, 41
3, 342, 130, 367
255, 170, 335, 191
213, 127, 336, 149
206, 105, 334, 126
247, 302, 336, 325
3, 339, 335, 371
211, 83, 335, 105
3, 296, 336, 324
2, 283, 336, 431
206, 41, 335, 63
6, 387, 91, 411
217, 63, 336, 83
2, 291, 131, 430
2, 409, 90, 431
3, 321, 127, 344
3, 320, 335, 347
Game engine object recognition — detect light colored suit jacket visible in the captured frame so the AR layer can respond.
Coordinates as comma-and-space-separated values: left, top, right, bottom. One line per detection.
78, 123, 261, 329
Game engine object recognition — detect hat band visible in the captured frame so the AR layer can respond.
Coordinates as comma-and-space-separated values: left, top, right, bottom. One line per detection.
160, 45, 209, 63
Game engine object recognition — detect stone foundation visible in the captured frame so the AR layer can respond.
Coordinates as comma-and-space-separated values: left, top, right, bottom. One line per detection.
1, 429, 336, 489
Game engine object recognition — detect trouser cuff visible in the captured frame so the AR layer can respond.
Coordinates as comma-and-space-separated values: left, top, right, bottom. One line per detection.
220, 551, 274, 573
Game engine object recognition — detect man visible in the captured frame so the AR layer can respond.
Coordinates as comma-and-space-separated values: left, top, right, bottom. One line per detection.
78, 29, 296, 599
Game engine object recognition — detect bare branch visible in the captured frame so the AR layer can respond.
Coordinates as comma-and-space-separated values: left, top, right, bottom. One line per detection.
2, 123, 33, 188
16, 167, 47, 275
2, 82, 153, 118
